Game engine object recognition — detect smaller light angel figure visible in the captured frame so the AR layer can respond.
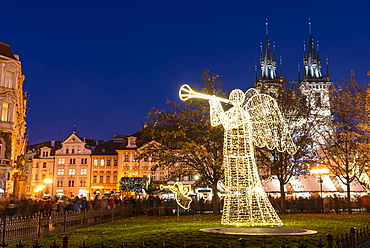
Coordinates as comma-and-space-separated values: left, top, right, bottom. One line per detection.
160, 182, 192, 209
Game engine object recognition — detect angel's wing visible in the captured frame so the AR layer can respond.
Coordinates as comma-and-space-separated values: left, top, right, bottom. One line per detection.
244, 92, 296, 154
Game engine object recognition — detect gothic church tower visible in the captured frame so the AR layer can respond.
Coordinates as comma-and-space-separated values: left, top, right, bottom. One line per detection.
254, 22, 285, 100
298, 23, 332, 145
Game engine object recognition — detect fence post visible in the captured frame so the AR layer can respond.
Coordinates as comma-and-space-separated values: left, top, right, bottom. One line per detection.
37, 211, 42, 238
62, 236, 68, 248
350, 227, 357, 248
326, 233, 334, 248
63, 211, 67, 233
1, 215, 7, 247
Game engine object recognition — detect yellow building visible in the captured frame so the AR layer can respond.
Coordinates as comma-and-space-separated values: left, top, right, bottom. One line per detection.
0, 42, 27, 197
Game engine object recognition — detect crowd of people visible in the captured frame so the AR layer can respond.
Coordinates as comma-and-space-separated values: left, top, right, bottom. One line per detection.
0, 193, 369, 219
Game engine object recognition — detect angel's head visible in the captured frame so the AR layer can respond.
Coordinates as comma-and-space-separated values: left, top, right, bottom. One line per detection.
229, 89, 245, 107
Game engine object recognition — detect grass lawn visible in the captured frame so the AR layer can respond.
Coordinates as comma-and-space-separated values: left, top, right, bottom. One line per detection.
11, 213, 370, 248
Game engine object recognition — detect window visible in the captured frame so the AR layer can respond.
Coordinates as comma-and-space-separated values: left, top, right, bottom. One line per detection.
58, 158, 65, 165
35, 174, 38, 180
77, 148, 81, 154
106, 175, 111, 183
99, 159, 104, 166
71, 149, 75, 154
42, 162, 47, 168
69, 169, 76, 175
93, 175, 97, 183
5, 71, 14, 88
80, 180, 86, 187
57, 169, 64, 175
93, 159, 98, 166
80, 168, 87, 175
35, 162, 39, 168
66, 149, 69, 154
114, 160, 118, 166
113, 175, 117, 183
68, 180, 75, 187
99, 176, 103, 183
57, 180, 63, 187
70, 158, 76, 164
42, 151, 49, 157
107, 160, 111, 166
124, 154, 129, 162
42, 174, 45, 181
81, 158, 87, 164
134, 154, 139, 162
1, 102, 11, 122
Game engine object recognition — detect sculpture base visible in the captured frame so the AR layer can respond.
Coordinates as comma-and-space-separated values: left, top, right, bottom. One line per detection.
200, 227, 317, 236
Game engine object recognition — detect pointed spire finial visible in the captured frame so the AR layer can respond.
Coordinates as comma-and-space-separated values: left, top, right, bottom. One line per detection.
308, 18, 312, 35
265, 18, 269, 35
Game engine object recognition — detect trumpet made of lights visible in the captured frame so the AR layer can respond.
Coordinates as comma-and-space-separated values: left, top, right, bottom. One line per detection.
180, 85, 296, 226
160, 182, 192, 209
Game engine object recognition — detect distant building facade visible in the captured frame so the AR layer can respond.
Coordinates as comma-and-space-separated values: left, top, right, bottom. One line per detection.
25, 131, 194, 199
0, 42, 27, 196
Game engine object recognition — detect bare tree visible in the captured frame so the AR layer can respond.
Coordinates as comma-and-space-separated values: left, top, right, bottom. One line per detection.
319, 71, 370, 214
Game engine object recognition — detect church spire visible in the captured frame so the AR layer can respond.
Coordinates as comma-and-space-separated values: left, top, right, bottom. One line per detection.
303, 21, 322, 80
260, 20, 277, 80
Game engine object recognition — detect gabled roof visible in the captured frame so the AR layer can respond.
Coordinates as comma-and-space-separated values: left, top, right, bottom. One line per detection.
92, 140, 123, 155
0, 42, 17, 60
27, 140, 62, 158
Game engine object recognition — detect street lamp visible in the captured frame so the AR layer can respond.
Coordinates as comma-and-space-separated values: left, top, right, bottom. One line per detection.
310, 168, 330, 198
43, 178, 53, 197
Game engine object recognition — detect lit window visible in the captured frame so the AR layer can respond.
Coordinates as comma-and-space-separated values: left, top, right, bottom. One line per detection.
77, 148, 81, 154
100, 159, 105, 166
80, 168, 87, 175
1, 102, 11, 122
57, 169, 64, 175
69, 169, 76, 175
58, 158, 65, 165
93, 159, 98, 166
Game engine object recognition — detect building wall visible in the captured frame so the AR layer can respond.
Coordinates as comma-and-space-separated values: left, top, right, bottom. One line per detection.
0, 42, 27, 196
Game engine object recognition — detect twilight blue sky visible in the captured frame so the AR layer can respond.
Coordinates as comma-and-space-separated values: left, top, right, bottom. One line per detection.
2, 1, 370, 144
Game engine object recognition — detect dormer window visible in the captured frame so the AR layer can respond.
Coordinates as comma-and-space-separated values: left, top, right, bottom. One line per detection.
127, 136, 137, 148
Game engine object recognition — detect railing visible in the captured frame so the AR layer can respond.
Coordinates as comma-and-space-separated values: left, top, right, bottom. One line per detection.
4, 226, 370, 248
0, 205, 132, 246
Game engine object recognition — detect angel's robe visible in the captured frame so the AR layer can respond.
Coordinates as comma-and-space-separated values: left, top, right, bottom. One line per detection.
209, 93, 283, 226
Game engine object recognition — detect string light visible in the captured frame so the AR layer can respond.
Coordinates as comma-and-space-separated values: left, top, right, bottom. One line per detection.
160, 182, 192, 209
180, 85, 296, 226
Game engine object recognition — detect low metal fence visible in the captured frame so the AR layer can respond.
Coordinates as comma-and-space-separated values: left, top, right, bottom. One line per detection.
0, 205, 132, 246
4, 227, 370, 247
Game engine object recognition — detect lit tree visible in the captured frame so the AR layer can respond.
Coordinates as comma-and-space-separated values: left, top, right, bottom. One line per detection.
319, 72, 370, 214
143, 70, 226, 214
256, 85, 321, 214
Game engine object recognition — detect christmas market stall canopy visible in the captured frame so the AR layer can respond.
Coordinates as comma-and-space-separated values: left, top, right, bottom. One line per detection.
262, 176, 367, 194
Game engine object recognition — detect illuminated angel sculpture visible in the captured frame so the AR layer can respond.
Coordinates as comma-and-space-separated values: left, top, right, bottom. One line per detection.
179, 85, 296, 226
160, 182, 192, 209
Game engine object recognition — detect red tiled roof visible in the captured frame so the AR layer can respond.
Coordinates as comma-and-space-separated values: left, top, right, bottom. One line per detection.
0, 42, 17, 60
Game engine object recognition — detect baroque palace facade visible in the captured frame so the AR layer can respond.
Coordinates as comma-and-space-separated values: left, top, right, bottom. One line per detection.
0, 42, 27, 197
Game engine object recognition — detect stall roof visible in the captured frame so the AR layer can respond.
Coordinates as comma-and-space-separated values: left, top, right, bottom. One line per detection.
262, 175, 367, 193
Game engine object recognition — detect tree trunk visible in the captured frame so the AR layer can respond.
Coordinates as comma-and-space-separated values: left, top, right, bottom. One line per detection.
346, 183, 352, 214
211, 182, 219, 214
279, 179, 286, 214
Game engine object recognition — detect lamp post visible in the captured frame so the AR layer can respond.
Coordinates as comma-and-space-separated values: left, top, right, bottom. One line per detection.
43, 178, 53, 197
310, 168, 330, 198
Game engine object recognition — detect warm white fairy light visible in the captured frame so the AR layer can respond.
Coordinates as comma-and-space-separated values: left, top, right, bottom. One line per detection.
160, 182, 192, 209
179, 85, 296, 226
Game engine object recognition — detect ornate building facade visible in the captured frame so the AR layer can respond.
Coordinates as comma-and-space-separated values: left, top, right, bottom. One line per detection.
0, 42, 27, 196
